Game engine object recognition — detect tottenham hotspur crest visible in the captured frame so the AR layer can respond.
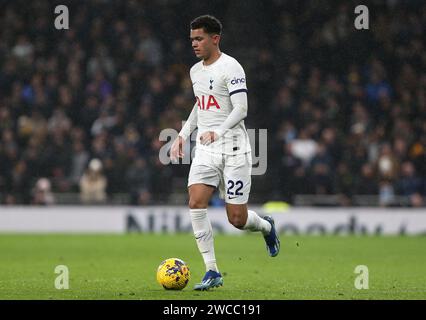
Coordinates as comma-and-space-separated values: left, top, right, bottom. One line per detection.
209, 78, 214, 90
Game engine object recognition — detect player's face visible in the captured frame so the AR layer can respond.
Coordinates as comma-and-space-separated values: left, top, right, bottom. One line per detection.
190, 28, 220, 60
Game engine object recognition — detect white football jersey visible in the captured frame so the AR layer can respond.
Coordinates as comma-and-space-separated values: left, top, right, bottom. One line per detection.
190, 53, 251, 155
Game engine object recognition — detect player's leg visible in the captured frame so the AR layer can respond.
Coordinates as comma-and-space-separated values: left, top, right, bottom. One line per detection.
188, 183, 218, 272
225, 203, 269, 233
224, 152, 280, 257
225, 203, 280, 257
188, 183, 223, 290
187, 150, 224, 290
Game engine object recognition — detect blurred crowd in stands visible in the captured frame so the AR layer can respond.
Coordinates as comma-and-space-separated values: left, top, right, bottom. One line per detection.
0, 0, 424, 206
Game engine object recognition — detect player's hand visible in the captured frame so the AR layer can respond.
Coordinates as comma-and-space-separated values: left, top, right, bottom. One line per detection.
199, 131, 219, 146
170, 136, 185, 162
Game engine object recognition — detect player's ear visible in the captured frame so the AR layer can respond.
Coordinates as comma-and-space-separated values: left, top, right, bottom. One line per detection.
211, 34, 220, 45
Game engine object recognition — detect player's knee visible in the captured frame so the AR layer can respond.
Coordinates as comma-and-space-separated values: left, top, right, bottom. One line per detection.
189, 198, 208, 209
228, 214, 246, 229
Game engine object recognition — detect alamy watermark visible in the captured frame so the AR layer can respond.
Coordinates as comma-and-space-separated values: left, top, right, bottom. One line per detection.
54, 265, 69, 289
354, 265, 369, 289
54, 5, 69, 30
158, 125, 268, 176
54, 4, 369, 31
354, 5, 369, 30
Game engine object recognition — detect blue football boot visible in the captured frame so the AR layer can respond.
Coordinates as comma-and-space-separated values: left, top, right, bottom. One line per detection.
263, 215, 280, 257
194, 270, 223, 291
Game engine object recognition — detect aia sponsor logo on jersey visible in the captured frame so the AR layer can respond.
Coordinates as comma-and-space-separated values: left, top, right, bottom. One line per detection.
196, 95, 221, 110
230, 77, 245, 85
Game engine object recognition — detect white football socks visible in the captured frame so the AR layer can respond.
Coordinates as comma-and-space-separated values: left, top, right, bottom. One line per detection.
243, 210, 272, 235
190, 208, 219, 273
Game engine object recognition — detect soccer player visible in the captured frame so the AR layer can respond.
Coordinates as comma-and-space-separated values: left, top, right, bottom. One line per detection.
170, 15, 280, 291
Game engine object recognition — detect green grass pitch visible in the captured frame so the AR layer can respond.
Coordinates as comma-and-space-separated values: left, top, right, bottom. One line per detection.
0, 233, 425, 300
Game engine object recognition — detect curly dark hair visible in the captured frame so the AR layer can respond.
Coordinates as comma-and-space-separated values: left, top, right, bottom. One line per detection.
190, 15, 222, 35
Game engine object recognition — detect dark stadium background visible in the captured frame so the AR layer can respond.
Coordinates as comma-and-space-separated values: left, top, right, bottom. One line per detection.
0, 0, 426, 303
0, 0, 424, 207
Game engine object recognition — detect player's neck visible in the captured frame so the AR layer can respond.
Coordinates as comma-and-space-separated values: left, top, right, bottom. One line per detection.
203, 50, 222, 66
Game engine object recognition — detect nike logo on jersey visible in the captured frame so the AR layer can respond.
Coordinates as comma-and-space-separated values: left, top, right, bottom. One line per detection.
228, 196, 239, 200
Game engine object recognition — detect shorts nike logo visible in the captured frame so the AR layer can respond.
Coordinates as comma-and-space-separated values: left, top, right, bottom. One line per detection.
228, 196, 238, 199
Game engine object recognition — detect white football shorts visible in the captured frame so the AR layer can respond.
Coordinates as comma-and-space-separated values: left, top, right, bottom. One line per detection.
188, 148, 252, 204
